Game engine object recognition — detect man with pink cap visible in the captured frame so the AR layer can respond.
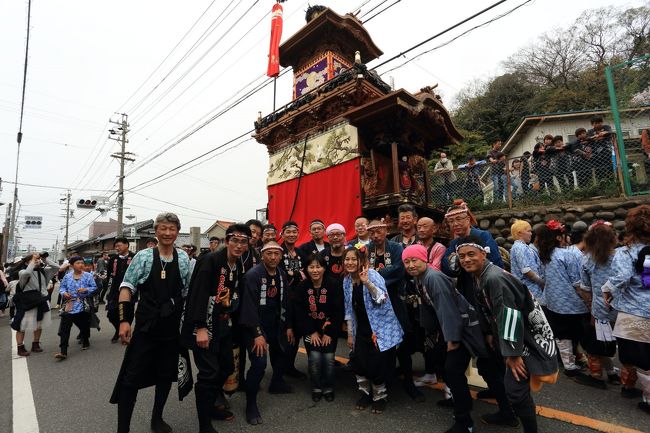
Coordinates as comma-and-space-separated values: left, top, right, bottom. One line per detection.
402, 244, 496, 433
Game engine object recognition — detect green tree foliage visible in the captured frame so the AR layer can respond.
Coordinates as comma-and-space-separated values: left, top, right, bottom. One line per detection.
452, 2, 650, 157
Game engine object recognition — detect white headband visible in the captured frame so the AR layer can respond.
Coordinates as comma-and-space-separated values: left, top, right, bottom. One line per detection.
455, 242, 490, 254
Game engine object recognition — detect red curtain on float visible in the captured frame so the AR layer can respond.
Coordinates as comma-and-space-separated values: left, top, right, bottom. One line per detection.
267, 158, 361, 245
266, 3, 283, 77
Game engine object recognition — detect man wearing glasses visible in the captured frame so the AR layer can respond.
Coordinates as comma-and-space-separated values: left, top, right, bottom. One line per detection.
181, 223, 252, 432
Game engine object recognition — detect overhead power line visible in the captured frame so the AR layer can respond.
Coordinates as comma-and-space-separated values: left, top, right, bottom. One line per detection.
128, 129, 254, 191
117, 0, 220, 113
130, 0, 256, 118
127, 0, 240, 115
130, 8, 270, 136
372, 0, 508, 70
380, 0, 534, 75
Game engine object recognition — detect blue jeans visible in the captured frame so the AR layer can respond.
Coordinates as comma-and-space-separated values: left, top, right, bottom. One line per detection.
491, 174, 507, 202
308, 350, 335, 393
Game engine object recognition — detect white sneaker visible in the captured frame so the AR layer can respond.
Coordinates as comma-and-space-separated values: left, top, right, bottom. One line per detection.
414, 373, 437, 387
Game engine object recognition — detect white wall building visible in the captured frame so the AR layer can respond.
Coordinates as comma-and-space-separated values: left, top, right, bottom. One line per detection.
502, 108, 650, 157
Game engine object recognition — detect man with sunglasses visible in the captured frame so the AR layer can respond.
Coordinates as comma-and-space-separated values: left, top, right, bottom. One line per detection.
181, 223, 252, 433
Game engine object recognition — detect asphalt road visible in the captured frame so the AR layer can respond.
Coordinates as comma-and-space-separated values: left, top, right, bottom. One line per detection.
1, 312, 648, 433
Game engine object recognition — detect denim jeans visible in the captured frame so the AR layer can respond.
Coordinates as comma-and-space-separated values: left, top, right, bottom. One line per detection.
491, 173, 507, 202
308, 350, 335, 393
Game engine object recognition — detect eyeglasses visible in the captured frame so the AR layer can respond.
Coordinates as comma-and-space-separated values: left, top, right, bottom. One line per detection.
228, 238, 248, 246
328, 232, 345, 238
447, 216, 468, 225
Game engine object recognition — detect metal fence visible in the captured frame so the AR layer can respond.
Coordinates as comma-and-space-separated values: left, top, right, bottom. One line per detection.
429, 145, 622, 211
606, 53, 650, 196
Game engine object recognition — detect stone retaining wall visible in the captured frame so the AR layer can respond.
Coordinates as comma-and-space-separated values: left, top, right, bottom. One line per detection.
473, 196, 650, 250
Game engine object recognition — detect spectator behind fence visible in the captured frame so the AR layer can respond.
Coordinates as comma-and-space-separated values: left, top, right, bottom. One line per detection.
532, 138, 553, 194
570, 127, 594, 188
548, 135, 572, 192
433, 152, 457, 205
509, 158, 523, 198
487, 139, 506, 202
521, 151, 532, 195
460, 154, 484, 204
587, 115, 614, 179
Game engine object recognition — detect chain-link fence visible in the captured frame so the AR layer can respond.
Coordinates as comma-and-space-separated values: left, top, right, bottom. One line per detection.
429, 145, 622, 211
606, 53, 650, 196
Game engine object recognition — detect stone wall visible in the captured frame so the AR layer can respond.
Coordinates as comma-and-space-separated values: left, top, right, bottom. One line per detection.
473, 196, 650, 250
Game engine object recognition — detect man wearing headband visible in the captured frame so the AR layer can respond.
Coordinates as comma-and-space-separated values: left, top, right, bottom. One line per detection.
441, 205, 518, 426
261, 224, 277, 244
401, 244, 489, 433
298, 219, 330, 256
110, 213, 191, 433
456, 237, 558, 433
239, 240, 293, 425
391, 204, 419, 248
279, 221, 308, 380
367, 219, 424, 401
181, 223, 251, 432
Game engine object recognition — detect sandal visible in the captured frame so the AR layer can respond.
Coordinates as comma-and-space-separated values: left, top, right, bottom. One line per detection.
355, 392, 372, 410
54, 352, 67, 360
211, 406, 234, 421
371, 398, 387, 414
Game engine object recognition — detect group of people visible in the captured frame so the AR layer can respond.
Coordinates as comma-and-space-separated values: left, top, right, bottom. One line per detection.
3, 199, 648, 433
432, 115, 616, 205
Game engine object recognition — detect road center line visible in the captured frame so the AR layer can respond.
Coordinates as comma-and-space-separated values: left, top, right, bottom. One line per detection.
297, 347, 643, 433
12, 330, 40, 433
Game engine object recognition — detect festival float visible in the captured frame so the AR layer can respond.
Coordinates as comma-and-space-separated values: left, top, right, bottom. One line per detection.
254, 5, 462, 242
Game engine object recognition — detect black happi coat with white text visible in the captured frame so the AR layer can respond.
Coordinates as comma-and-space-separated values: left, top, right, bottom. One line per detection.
239, 263, 291, 345
474, 261, 558, 376
180, 248, 243, 352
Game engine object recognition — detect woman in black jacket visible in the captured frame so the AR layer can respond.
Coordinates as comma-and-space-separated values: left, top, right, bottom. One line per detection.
296, 253, 343, 402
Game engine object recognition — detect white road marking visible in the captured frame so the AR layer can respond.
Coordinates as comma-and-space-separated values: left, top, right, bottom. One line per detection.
12, 330, 40, 433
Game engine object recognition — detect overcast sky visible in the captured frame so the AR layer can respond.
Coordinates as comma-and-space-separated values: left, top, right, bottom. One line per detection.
1, 0, 643, 251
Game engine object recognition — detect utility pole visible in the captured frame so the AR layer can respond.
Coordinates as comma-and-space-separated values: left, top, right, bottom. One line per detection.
62, 189, 71, 257
1, 203, 12, 263
109, 113, 134, 237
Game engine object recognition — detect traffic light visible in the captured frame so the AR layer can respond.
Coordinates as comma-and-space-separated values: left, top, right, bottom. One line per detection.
77, 198, 98, 209
24, 216, 43, 229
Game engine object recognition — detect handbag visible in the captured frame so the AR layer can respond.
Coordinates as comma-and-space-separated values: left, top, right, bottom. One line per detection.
15, 289, 46, 310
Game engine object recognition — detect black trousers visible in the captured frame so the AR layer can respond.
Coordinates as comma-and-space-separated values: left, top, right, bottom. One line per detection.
354, 335, 396, 385
476, 348, 513, 415
58, 312, 90, 350
245, 333, 287, 397
193, 333, 234, 404
503, 366, 536, 417
193, 333, 234, 430
444, 344, 475, 426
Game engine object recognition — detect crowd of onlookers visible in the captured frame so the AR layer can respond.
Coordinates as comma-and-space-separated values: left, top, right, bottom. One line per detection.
432, 115, 616, 205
